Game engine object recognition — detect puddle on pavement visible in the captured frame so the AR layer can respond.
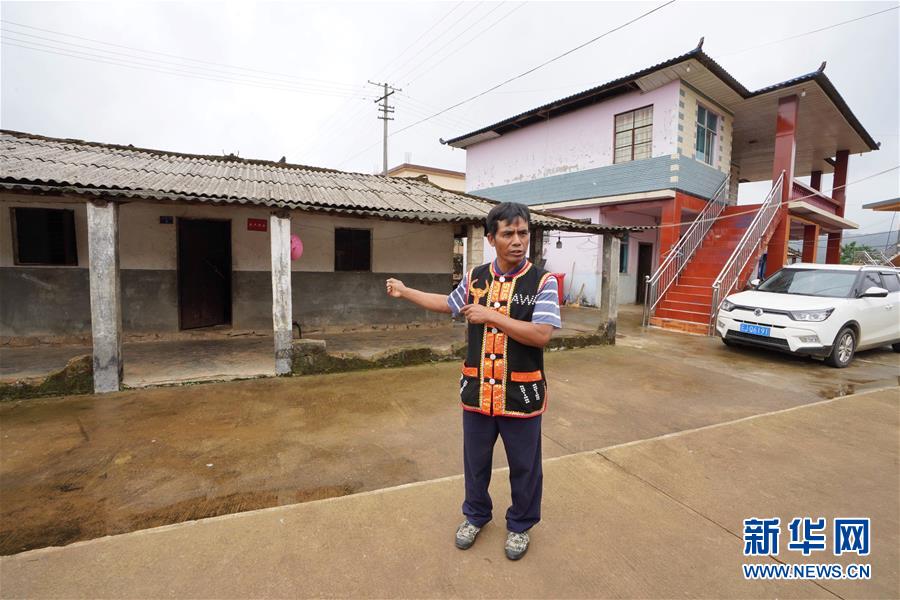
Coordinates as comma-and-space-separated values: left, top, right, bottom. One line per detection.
818, 383, 857, 399
816, 376, 900, 399
0, 484, 358, 556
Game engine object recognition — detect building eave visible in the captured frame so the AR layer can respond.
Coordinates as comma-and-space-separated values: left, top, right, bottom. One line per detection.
442, 46, 879, 154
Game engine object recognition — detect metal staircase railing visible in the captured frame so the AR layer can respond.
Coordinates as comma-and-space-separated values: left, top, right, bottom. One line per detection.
851, 249, 892, 266
641, 176, 729, 326
708, 171, 785, 334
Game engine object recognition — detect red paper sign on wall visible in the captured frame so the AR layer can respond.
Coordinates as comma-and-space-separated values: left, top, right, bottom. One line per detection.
247, 218, 267, 232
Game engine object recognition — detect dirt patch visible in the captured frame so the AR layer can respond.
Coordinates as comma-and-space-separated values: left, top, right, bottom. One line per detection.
0, 485, 359, 555
0, 354, 93, 401
125, 485, 359, 532
290, 329, 611, 377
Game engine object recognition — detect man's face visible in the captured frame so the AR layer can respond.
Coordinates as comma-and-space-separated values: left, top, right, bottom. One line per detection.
487, 216, 530, 265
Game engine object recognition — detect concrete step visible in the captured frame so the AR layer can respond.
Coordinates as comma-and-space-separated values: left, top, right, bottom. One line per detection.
670, 284, 714, 296
681, 271, 725, 280
658, 299, 713, 312
659, 292, 712, 312
653, 307, 711, 324
647, 316, 711, 336
666, 291, 714, 304
679, 276, 716, 287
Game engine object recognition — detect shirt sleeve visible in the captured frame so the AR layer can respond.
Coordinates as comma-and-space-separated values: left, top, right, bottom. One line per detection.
447, 271, 469, 317
532, 275, 562, 329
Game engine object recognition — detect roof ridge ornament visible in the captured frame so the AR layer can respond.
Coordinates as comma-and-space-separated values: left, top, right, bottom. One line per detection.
696, 36, 705, 51
818, 61, 827, 73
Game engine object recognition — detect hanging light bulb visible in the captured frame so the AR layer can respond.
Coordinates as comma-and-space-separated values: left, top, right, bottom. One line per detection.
556, 234, 563, 249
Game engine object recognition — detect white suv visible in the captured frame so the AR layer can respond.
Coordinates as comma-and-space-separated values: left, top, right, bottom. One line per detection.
715, 263, 900, 367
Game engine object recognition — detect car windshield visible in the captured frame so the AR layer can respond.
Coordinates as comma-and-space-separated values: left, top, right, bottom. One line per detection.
757, 269, 857, 298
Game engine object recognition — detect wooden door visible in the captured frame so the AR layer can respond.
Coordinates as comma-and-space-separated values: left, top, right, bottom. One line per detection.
177, 219, 232, 329
635, 243, 654, 304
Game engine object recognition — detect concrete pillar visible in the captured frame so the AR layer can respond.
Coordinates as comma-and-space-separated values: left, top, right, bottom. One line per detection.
270, 211, 293, 375
764, 214, 792, 278
86, 199, 123, 393
810, 170, 822, 191
658, 196, 682, 266
466, 224, 484, 268
599, 234, 621, 342
765, 94, 799, 277
529, 227, 544, 266
802, 224, 820, 263
728, 163, 740, 204
826, 150, 849, 264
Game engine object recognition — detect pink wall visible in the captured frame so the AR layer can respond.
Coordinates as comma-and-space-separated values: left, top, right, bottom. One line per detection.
539, 207, 602, 304
466, 80, 681, 192
481, 203, 659, 306
537, 207, 659, 306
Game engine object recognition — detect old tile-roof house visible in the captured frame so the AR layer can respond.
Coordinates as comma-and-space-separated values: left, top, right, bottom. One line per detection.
386, 163, 466, 192
0, 130, 631, 392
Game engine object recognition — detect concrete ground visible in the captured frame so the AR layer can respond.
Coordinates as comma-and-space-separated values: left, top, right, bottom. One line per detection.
1, 303, 897, 555
1, 389, 896, 599
0, 306, 608, 387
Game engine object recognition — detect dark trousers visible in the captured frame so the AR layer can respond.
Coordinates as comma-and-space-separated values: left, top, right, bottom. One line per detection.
462, 409, 543, 533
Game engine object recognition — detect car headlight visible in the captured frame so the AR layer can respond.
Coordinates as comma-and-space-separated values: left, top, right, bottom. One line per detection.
720, 299, 736, 312
788, 308, 834, 322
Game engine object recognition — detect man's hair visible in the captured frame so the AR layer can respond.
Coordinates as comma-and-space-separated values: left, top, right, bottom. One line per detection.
485, 202, 530, 236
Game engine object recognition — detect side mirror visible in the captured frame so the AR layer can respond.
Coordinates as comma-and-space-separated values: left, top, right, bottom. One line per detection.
859, 286, 888, 298
748, 278, 761, 289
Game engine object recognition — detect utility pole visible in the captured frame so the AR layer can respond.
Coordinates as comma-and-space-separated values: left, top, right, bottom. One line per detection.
368, 80, 401, 175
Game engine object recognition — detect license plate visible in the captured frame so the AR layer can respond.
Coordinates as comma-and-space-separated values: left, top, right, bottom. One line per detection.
740, 323, 771, 337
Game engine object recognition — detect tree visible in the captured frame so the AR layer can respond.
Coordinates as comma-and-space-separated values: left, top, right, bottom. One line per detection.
840, 241, 877, 264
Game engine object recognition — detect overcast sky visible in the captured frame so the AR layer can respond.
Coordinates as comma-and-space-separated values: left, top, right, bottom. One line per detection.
1, 1, 897, 234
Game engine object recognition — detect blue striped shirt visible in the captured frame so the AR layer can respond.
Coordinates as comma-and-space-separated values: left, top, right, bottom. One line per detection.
447, 260, 562, 329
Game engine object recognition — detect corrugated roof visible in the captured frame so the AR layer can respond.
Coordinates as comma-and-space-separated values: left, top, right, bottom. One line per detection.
442, 44, 878, 152
0, 130, 639, 234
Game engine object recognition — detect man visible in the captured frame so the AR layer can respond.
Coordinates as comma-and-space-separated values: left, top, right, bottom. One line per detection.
386, 202, 561, 561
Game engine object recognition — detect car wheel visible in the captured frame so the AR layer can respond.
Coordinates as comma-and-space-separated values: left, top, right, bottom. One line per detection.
722, 336, 734, 347
892, 342, 900, 353
825, 327, 856, 368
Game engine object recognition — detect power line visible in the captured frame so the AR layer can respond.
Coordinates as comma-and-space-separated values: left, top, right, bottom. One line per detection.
313, 96, 471, 170
481, 5, 900, 98
308, 4, 475, 166
385, 1, 485, 82
0, 18, 362, 90
718, 5, 900, 57
327, 4, 492, 168
302, 4, 483, 166
649, 165, 900, 231
0, 28, 364, 94
885, 213, 898, 251
2, 39, 377, 99
404, 2, 527, 87
395, 2, 506, 85
528, 165, 900, 239
399, 93, 479, 128
372, 2, 464, 80
336, 0, 677, 167
0, 31, 372, 98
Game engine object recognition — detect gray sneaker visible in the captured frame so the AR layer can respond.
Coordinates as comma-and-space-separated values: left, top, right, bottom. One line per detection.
505, 530, 530, 560
455, 520, 481, 549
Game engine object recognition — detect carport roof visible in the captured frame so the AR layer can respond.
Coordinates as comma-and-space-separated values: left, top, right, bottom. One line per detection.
0, 130, 638, 235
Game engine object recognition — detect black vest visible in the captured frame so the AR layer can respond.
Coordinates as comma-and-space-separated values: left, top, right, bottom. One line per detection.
459, 260, 551, 418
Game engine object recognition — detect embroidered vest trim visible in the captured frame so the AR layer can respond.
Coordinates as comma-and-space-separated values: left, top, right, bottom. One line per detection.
459, 260, 551, 418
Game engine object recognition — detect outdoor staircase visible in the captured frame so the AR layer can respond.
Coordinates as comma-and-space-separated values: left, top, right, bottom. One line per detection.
649, 206, 759, 335
643, 172, 786, 336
